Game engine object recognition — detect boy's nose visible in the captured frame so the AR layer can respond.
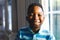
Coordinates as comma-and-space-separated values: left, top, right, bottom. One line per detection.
34, 15, 39, 20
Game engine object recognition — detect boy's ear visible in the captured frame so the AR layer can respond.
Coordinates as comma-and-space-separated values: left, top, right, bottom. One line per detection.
44, 17, 45, 19
43, 17, 45, 21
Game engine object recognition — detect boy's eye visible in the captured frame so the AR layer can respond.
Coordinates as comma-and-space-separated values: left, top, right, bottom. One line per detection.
38, 14, 41, 16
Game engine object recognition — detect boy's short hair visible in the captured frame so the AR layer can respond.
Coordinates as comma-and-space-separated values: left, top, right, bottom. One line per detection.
27, 3, 43, 15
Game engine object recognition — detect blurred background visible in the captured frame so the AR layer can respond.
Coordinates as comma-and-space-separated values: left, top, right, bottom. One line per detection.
0, 0, 60, 40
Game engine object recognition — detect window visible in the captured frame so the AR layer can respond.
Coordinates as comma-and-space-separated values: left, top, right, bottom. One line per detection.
41, 0, 60, 40
8, 0, 12, 31
3, 0, 12, 31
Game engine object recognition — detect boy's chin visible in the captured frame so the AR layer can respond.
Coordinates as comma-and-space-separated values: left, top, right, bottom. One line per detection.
33, 24, 41, 28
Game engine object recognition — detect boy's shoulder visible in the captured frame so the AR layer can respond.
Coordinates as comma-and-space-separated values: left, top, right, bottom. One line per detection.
19, 26, 29, 32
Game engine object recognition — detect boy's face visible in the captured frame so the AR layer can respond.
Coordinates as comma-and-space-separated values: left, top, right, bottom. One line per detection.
27, 6, 44, 28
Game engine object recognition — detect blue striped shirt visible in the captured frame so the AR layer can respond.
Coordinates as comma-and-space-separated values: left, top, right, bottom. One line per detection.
16, 26, 55, 40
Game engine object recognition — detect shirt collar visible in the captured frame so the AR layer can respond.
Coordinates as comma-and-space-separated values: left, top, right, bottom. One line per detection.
28, 26, 42, 34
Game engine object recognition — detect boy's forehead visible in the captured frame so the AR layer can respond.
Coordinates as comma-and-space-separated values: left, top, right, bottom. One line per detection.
29, 6, 42, 12
33, 6, 43, 12
27, 6, 44, 15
